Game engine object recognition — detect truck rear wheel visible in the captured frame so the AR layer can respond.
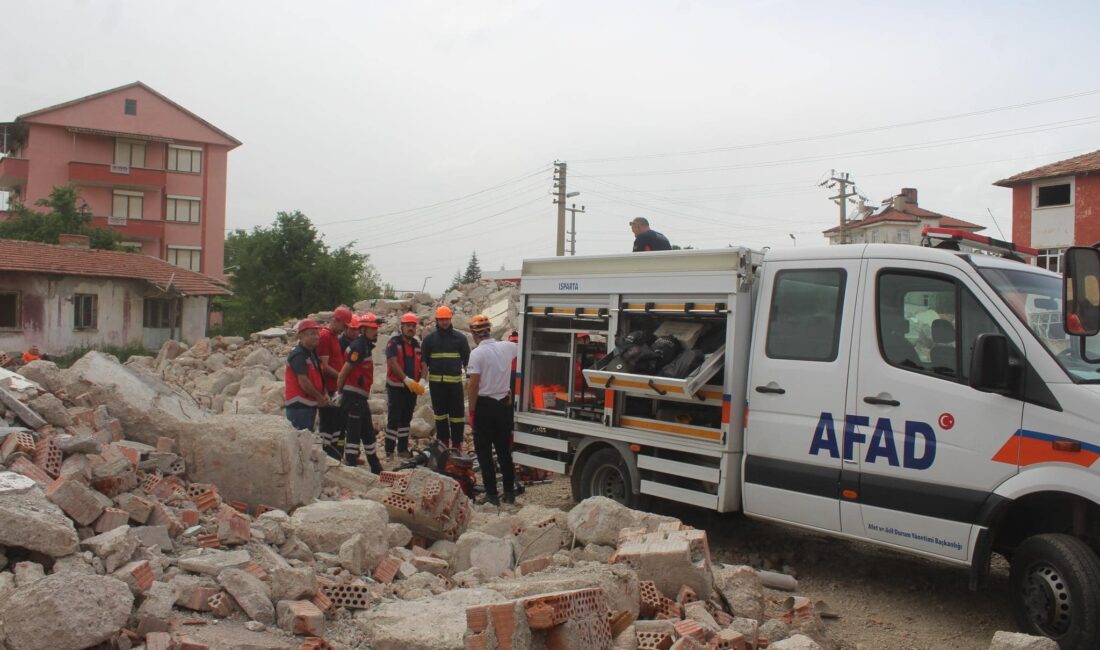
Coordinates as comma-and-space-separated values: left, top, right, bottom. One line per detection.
1009, 533, 1100, 648
575, 447, 643, 509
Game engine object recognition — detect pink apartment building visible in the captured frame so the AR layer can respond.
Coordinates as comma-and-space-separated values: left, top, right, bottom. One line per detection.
0, 82, 240, 278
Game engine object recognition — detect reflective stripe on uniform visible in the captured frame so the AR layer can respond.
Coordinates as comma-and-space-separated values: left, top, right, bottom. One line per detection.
428, 374, 463, 383
430, 352, 461, 359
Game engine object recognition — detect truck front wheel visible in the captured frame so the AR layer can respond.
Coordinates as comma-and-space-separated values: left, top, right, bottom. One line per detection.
575, 447, 643, 509
1009, 533, 1100, 648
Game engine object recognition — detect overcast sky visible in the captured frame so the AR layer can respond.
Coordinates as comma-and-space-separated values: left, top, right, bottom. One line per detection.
5, 0, 1100, 293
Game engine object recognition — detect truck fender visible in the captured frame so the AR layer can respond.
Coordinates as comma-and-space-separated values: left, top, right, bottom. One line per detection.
572, 437, 641, 495
992, 465, 1100, 503
968, 466, 1100, 591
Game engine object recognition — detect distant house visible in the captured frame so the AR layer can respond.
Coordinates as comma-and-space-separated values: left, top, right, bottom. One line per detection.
0, 236, 230, 355
994, 149, 1100, 272
0, 81, 241, 279
822, 188, 984, 245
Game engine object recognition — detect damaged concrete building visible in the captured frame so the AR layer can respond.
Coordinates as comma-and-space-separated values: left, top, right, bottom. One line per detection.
0, 236, 229, 355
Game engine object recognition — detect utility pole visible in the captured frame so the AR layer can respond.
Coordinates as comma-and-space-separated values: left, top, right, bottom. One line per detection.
566, 203, 586, 255
822, 170, 858, 244
553, 161, 567, 256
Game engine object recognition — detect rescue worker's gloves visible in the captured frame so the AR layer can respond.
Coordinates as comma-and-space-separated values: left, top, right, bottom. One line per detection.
330, 392, 343, 407
404, 377, 426, 395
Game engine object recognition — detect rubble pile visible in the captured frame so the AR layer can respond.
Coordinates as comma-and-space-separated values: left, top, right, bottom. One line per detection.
132, 281, 519, 449
0, 345, 843, 650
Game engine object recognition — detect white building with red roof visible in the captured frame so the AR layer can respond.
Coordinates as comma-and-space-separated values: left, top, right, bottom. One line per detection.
822, 187, 984, 245
0, 235, 229, 355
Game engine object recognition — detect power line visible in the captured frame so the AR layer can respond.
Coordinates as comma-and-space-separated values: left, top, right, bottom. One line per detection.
312, 165, 550, 227
572, 88, 1100, 163
352, 196, 545, 250
573, 115, 1100, 178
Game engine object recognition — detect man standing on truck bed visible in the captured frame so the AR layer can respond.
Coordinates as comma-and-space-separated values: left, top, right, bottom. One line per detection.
421, 306, 470, 451
466, 314, 518, 505
630, 217, 672, 252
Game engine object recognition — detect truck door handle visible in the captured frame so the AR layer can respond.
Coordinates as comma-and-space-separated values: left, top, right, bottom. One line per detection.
863, 396, 900, 407
755, 385, 786, 395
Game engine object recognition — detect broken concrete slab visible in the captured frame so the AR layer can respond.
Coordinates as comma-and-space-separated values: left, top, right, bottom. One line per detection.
488, 563, 641, 619
323, 463, 382, 494
567, 496, 678, 546
0, 486, 79, 557
62, 353, 325, 511
131, 525, 174, 552
28, 393, 71, 427
0, 385, 47, 429
988, 631, 1060, 650
453, 530, 514, 577
339, 532, 390, 576
218, 567, 275, 625
0, 574, 133, 650
359, 588, 508, 650
177, 548, 252, 576
270, 565, 317, 601
288, 499, 389, 554
713, 564, 765, 622
770, 634, 825, 650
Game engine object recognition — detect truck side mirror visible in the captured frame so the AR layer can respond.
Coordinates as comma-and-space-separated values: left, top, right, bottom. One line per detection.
1063, 246, 1100, 337
969, 333, 1015, 394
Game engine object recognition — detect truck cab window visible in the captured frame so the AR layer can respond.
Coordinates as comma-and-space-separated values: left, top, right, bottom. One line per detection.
877, 271, 1006, 381
765, 269, 846, 362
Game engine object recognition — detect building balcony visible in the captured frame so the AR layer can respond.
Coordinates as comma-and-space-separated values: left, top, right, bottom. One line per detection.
69, 161, 166, 191
0, 157, 28, 190
92, 215, 165, 241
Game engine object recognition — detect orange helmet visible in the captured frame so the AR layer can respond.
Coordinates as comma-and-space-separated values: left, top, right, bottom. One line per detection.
400, 313, 419, 325
333, 305, 354, 325
297, 319, 321, 334
435, 306, 453, 319
359, 312, 380, 329
347, 315, 363, 329
469, 314, 491, 335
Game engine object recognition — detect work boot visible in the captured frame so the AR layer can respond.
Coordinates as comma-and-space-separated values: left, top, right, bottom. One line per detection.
502, 492, 516, 505
481, 494, 500, 506
367, 455, 383, 475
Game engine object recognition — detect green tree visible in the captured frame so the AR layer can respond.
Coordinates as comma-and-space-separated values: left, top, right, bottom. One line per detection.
221, 211, 386, 335
0, 184, 121, 250
462, 250, 482, 284
446, 268, 464, 292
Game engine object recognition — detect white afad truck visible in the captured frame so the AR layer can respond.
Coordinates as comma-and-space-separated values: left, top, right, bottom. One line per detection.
511, 230, 1100, 648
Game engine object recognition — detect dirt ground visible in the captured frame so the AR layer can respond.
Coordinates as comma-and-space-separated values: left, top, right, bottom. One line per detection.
521, 475, 1016, 650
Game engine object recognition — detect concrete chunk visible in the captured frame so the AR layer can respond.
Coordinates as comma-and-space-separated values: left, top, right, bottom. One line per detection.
0, 485, 79, 557
0, 574, 133, 650
567, 496, 678, 546
988, 631, 1060, 650
218, 567, 275, 625
288, 499, 389, 554
178, 548, 252, 576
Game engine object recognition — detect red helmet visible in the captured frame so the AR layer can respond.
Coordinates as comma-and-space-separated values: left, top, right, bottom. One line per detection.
400, 313, 419, 325
435, 305, 453, 319
297, 319, 321, 334
359, 312, 380, 329
333, 305, 354, 326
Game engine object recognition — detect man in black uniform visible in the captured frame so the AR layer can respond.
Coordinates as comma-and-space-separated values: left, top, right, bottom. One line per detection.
336, 313, 383, 473
630, 217, 672, 252
420, 305, 470, 451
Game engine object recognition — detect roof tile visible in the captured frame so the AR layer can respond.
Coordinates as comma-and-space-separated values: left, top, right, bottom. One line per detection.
994, 149, 1100, 186
0, 239, 230, 296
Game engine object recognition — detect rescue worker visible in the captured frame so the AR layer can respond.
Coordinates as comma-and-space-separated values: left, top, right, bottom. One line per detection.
385, 313, 426, 457
21, 345, 49, 363
284, 319, 327, 432
420, 305, 470, 451
465, 314, 518, 505
317, 305, 353, 459
630, 217, 672, 252
337, 314, 383, 473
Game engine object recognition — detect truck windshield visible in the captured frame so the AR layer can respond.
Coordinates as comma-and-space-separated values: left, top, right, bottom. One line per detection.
979, 267, 1100, 383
